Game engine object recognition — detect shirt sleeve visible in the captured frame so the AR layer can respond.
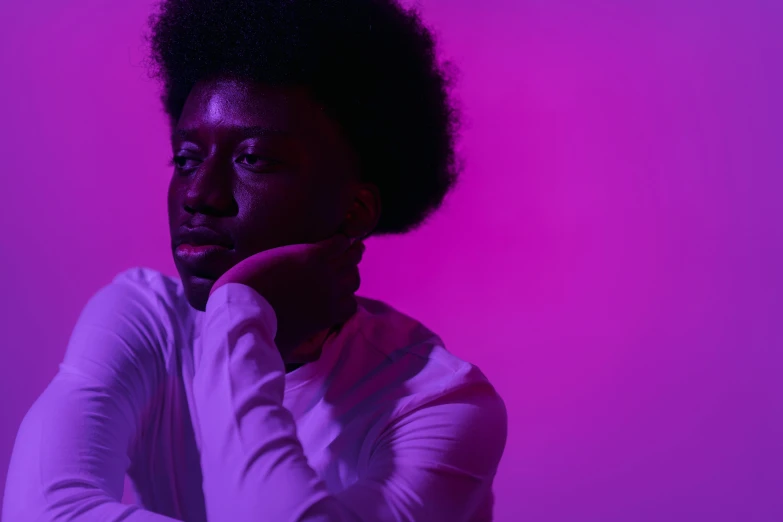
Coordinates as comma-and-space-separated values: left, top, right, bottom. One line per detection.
2, 271, 181, 522
193, 282, 508, 522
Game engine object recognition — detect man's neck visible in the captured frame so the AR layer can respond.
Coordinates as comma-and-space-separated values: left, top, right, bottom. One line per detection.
282, 327, 332, 372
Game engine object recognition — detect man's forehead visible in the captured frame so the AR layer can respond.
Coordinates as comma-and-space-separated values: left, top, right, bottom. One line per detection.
172, 125, 290, 142
178, 80, 320, 133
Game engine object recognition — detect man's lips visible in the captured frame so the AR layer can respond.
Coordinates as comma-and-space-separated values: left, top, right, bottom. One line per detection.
173, 243, 235, 279
175, 244, 231, 256
173, 226, 234, 250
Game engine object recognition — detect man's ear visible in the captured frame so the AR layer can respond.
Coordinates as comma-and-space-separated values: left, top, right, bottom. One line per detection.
340, 184, 381, 240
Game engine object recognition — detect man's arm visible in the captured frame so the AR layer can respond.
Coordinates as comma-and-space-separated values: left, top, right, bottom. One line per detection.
3, 273, 181, 522
194, 282, 508, 522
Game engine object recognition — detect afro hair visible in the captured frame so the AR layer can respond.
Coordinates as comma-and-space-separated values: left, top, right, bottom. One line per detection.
147, 0, 461, 234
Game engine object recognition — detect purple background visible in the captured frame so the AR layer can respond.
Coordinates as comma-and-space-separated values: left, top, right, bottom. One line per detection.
1, 1, 781, 520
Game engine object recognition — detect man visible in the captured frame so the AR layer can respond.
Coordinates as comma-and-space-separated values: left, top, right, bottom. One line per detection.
3, 0, 507, 520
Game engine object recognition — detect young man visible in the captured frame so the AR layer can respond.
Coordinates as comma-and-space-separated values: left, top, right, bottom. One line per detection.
3, 1, 507, 520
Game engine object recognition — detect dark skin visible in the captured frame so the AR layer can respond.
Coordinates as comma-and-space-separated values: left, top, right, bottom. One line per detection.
168, 77, 380, 312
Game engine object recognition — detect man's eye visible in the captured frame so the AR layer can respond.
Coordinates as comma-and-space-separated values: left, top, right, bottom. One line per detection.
237, 154, 275, 169
171, 155, 200, 170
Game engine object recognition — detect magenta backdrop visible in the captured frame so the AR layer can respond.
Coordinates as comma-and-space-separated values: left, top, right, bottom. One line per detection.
1, 1, 781, 521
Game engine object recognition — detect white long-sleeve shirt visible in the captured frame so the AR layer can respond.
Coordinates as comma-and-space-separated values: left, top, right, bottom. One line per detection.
3, 267, 507, 522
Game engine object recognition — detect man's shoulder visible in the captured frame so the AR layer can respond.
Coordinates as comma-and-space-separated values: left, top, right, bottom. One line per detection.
62, 267, 191, 383
108, 266, 193, 318
111, 266, 185, 305
354, 295, 442, 358
350, 296, 505, 433
353, 296, 492, 391
84, 267, 193, 356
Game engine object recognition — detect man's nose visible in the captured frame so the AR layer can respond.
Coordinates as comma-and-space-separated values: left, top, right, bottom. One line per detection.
183, 156, 236, 215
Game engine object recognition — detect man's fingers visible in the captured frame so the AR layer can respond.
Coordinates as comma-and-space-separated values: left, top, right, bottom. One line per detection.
338, 268, 361, 294
337, 240, 365, 268
316, 233, 352, 258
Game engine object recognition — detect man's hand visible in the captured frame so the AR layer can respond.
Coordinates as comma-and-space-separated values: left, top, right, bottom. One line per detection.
210, 235, 365, 357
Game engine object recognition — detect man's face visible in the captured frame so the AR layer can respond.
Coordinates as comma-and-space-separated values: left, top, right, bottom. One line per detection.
168, 78, 358, 311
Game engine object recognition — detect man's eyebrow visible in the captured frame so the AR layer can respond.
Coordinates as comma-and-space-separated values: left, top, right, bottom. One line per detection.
171, 126, 289, 141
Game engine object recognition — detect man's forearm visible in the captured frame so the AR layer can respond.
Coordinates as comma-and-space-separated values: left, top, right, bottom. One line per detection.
193, 283, 355, 522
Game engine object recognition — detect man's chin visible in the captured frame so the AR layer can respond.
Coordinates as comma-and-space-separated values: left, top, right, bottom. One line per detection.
180, 273, 216, 312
